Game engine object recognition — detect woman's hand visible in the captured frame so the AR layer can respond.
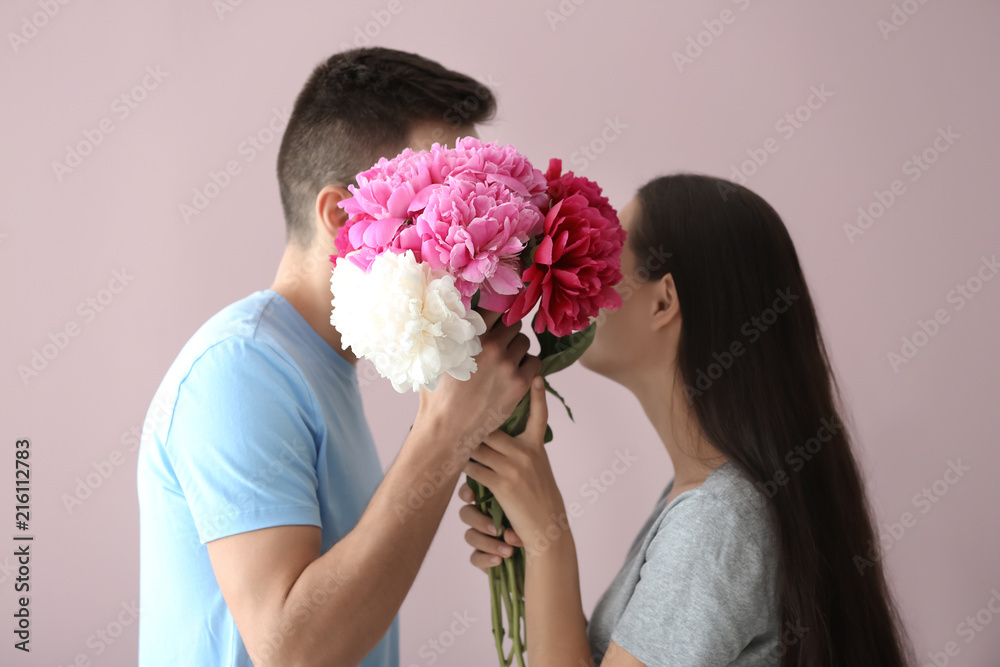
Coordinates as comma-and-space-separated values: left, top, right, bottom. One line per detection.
459, 376, 568, 565
457, 484, 525, 570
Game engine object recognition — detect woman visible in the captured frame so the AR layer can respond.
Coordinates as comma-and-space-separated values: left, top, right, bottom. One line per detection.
458, 174, 914, 666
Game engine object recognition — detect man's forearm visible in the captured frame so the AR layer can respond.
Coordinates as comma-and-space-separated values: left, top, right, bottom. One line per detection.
264, 416, 482, 666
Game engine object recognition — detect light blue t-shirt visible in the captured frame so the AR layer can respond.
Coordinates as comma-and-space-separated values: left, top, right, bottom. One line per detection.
137, 289, 397, 666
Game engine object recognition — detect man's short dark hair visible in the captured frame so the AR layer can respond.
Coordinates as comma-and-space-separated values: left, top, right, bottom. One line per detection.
277, 47, 497, 246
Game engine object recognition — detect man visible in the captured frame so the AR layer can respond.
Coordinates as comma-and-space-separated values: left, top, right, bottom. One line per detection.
137, 47, 539, 666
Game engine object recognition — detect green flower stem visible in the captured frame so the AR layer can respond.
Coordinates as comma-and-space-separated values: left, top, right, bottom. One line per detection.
516, 551, 527, 650
498, 563, 516, 666
489, 565, 507, 666
505, 553, 526, 667
472, 477, 513, 667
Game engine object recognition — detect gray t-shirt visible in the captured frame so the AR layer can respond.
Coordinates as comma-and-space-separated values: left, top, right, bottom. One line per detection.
587, 460, 781, 666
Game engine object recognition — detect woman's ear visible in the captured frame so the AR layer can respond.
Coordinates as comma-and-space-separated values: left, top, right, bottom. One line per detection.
315, 184, 352, 242
651, 273, 681, 331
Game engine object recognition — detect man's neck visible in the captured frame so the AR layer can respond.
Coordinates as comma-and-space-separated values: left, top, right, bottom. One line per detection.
269, 243, 357, 367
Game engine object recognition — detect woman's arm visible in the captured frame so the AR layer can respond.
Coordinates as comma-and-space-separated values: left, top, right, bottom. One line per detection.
459, 480, 593, 665
459, 378, 652, 667
522, 519, 592, 665
459, 377, 593, 666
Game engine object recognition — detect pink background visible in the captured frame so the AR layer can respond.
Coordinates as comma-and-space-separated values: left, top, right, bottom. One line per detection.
2, 1, 999, 665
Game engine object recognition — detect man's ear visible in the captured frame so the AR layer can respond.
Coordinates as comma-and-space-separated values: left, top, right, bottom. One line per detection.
651, 273, 681, 331
315, 184, 352, 241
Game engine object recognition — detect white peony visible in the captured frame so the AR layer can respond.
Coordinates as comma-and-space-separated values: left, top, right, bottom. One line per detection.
330, 249, 488, 393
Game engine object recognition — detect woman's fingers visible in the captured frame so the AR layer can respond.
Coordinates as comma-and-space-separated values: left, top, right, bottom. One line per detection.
458, 503, 498, 535
465, 527, 515, 558
463, 459, 498, 489
471, 550, 502, 572
469, 442, 506, 472
466, 524, 515, 572
458, 476, 525, 572
503, 527, 524, 548
458, 483, 475, 503
466, 529, 514, 572
482, 428, 521, 456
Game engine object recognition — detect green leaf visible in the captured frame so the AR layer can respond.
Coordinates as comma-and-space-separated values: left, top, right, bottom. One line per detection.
489, 499, 505, 535
471, 289, 481, 310
500, 391, 531, 437
535, 321, 597, 377
543, 379, 573, 422
544, 424, 553, 444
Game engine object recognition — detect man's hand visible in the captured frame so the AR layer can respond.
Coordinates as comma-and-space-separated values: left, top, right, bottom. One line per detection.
416, 310, 541, 453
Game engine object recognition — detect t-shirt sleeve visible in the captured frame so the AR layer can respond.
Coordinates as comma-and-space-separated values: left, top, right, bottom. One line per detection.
609, 495, 773, 666
165, 336, 323, 544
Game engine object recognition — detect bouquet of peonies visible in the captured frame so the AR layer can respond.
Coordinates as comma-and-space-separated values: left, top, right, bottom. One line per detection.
330, 137, 625, 667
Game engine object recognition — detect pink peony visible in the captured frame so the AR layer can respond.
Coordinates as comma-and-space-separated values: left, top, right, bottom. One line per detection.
447, 137, 550, 218
333, 147, 463, 269
504, 188, 626, 337
403, 179, 541, 311
332, 139, 546, 312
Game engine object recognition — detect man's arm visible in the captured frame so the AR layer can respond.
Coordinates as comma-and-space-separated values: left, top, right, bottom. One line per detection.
207, 317, 538, 666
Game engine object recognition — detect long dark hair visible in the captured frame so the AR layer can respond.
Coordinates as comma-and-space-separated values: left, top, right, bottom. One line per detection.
631, 174, 913, 666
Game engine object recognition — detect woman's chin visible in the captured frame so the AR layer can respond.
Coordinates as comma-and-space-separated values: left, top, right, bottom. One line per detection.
578, 346, 605, 376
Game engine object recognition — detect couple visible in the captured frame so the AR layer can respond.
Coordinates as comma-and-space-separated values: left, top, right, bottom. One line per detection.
136, 48, 912, 666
